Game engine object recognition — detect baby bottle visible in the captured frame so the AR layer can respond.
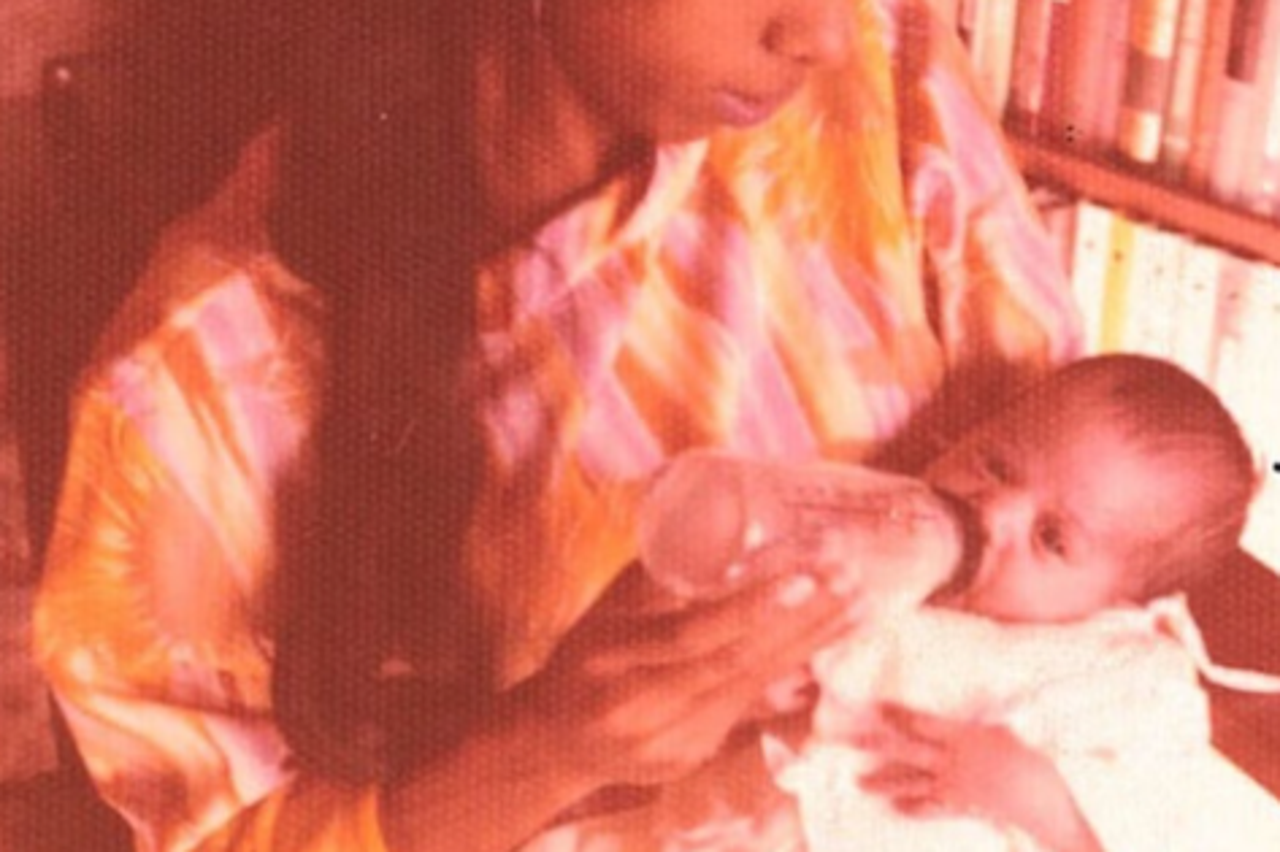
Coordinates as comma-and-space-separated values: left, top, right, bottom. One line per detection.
637, 450, 977, 613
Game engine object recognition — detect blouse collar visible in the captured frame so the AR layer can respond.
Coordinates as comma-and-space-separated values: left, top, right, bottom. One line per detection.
490, 138, 709, 320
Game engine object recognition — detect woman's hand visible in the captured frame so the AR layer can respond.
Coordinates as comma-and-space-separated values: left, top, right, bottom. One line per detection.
513, 563, 864, 791
856, 703, 1104, 852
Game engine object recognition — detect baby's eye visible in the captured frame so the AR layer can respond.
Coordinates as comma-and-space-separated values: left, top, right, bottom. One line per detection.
1035, 519, 1068, 559
974, 449, 1013, 483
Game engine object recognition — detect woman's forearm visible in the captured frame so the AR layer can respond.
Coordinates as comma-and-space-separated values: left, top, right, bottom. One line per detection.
376, 564, 861, 851
379, 699, 597, 852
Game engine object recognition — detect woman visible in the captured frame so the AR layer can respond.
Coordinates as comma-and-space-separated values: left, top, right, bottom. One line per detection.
34, 0, 1080, 849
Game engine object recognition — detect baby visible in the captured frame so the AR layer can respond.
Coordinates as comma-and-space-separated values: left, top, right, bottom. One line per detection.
529, 354, 1280, 852
773, 353, 1280, 852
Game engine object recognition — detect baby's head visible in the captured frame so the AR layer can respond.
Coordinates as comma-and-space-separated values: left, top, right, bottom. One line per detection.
925, 354, 1256, 623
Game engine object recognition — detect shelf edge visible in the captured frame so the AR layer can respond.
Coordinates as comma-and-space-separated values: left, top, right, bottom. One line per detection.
1008, 134, 1280, 268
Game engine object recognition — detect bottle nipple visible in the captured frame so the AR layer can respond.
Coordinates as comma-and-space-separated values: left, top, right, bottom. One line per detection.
924, 491, 984, 605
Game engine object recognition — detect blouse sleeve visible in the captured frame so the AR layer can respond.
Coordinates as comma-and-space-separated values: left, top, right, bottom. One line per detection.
887, 0, 1082, 375
34, 285, 387, 852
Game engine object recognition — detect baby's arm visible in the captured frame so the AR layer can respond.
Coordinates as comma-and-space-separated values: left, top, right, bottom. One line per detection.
804, 606, 1280, 851
857, 703, 1103, 852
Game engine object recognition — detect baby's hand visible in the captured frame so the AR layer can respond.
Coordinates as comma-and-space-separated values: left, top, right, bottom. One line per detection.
856, 703, 1103, 851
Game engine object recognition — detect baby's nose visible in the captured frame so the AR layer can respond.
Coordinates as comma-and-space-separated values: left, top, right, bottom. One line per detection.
979, 489, 1036, 550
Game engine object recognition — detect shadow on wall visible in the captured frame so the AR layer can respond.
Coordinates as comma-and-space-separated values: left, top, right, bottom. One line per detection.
0, 5, 303, 830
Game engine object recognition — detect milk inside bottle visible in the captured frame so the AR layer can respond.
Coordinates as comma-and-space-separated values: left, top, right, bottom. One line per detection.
638, 450, 977, 615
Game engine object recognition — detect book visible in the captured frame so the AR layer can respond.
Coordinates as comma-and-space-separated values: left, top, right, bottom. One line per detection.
1033, 0, 1079, 143
1244, 263, 1280, 423
1234, 264, 1280, 566
1090, 0, 1136, 150
1122, 224, 1182, 358
1064, 199, 1116, 350
1237, 263, 1280, 437
1051, 0, 1112, 149
1250, 83, 1280, 217
1209, 257, 1280, 564
1098, 211, 1137, 353
966, 0, 1020, 117
1117, 0, 1183, 164
1007, 0, 1056, 135
1067, 200, 1116, 354
1242, 0, 1280, 215
1206, 0, 1271, 203
1184, 0, 1239, 190
1168, 241, 1223, 382
1071, 201, 1113, 352
1119, 220, 1157, 353
1159, 0, 1213, 176
1208, 252, 1256, 402
1252, 97, 1280, 218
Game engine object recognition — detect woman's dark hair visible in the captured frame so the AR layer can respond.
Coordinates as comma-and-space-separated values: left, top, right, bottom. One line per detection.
268, 0, 502, 783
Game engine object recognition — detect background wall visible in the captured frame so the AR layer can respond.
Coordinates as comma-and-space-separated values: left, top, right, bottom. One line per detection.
1, 0, 137, 97
0, 0, 140, 782
0, 0, 292, 784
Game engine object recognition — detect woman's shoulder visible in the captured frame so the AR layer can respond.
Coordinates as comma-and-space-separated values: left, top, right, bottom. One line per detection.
86, 129, 323, 407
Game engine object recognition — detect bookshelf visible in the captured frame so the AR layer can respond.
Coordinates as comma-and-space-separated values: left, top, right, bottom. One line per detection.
1008, 132, 1280, 267
950, 0, 1280, 253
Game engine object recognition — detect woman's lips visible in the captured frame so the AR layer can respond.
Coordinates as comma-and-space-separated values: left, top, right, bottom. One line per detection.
713, 86, 797, 128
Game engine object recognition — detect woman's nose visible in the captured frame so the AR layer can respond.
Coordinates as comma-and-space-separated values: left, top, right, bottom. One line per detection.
764, 0, 853, 68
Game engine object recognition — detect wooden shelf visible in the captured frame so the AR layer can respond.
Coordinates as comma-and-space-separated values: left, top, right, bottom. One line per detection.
1008, 133, 1280, 268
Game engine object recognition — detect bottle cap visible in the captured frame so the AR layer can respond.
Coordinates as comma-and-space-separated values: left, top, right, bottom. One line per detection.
637, 452, 747, 598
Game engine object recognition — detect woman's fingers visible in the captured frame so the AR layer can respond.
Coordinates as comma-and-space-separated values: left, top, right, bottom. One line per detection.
581, 571, 862, 676
739, 583, 868, 679
589, 598, 854, 782
523, 562, 868, 788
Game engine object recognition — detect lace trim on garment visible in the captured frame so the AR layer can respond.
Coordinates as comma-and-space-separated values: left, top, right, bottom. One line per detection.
1149, 594, 1280, 694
